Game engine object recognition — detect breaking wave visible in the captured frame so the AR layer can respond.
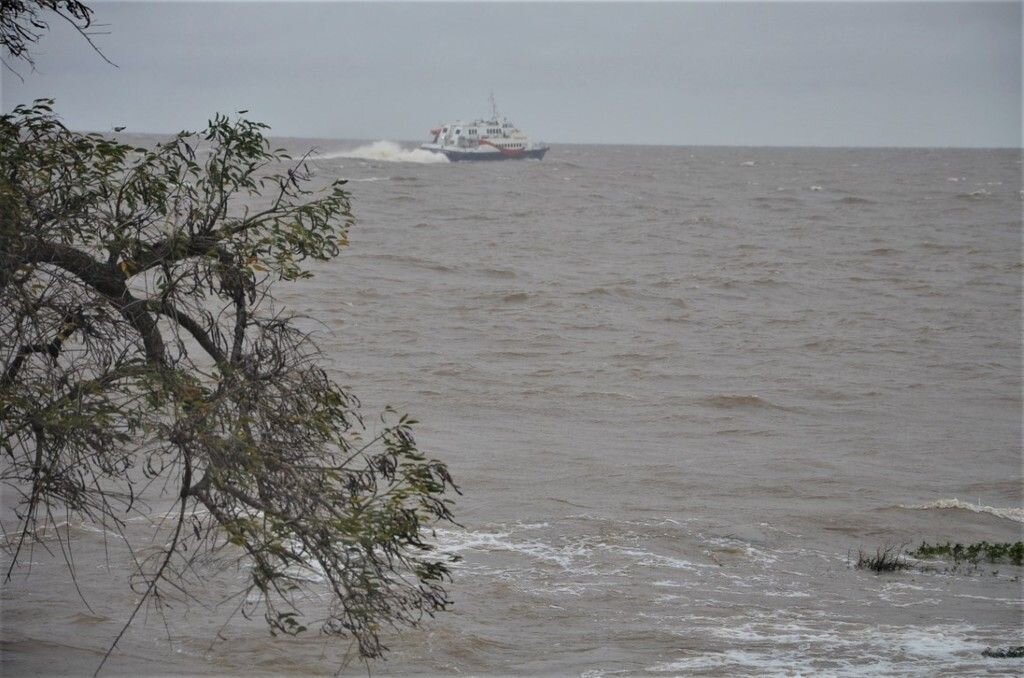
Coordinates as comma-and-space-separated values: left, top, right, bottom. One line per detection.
900, 498, 1024, 524
314, 140, 449, 164
644, 619, 1018, 677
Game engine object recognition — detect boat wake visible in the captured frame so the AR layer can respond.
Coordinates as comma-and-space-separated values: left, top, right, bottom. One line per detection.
315, 140, 449, 164
900, 498, 1024, 523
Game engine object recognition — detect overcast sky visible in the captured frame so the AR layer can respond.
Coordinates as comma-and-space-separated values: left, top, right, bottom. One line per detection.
4, 1, 1020, 147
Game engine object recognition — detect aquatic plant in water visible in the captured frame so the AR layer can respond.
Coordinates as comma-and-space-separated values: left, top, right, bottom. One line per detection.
854, 545, 912, 573
982, 646, 1024, 659
909, 541, 1024, 567
855, 541, 1024, 575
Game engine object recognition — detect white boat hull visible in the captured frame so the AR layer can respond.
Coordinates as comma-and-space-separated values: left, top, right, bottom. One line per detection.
420, 143, 548, 161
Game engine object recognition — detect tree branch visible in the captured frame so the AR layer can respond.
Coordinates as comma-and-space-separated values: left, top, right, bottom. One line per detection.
93, 448, 191, 677
17, 238, 166, 364
1, 307, 82, 387
148, 299, 228, 366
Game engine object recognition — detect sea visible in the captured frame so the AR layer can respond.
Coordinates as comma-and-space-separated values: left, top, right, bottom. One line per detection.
2, 139, 1022, 676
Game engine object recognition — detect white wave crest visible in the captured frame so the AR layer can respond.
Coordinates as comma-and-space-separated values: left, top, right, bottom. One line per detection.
900, 498, 1024, 523
431, 528, 591, 570
315, 140, 448, 164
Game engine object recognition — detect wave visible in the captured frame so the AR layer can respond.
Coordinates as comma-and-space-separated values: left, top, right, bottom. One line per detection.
646, 619, 1016, 676
698, 394, 791, 411
314, 140, 449, 164
430, 524, 712, 577
899, 498, 1024, 524
431, 527, 591, 571
956, 190, 991, 199
355, 252, 454, 272
476, 267, 517, 279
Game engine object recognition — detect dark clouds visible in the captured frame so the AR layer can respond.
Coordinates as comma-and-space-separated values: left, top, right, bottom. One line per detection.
4, 1, 1020, 147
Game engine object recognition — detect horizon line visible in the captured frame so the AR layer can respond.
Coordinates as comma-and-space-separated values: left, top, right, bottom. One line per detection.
91, 128, 1023, 152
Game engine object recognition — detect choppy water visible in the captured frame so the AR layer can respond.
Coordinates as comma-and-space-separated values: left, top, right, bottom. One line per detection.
3, 141, 1022, 676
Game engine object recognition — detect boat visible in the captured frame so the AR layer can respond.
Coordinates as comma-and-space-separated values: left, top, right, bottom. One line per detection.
421, 96, 549, 161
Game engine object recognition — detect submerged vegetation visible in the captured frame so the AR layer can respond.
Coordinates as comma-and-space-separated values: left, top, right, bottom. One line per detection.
909, 541, 1024, 567
854, 541, 1024, 574
854, 545, 913, 573
982, 646, 1024, 659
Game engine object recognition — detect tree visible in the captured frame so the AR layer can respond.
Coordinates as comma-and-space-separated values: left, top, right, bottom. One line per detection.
0, 0, 107, 73
0, 101, 459, 670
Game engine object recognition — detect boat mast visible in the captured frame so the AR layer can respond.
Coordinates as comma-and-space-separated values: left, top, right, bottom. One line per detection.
489, 91, 500, 121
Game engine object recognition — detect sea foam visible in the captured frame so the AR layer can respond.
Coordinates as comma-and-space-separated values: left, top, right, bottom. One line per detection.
900, 498, 1024, 524
314, 140, 449, 164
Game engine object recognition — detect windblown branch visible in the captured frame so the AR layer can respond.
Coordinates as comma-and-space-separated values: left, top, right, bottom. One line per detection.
15, 237, 166, 364
148, 299, 228, 366
1, 306, 83, 387
1, 100, 457, 672
0, 0, 114, 73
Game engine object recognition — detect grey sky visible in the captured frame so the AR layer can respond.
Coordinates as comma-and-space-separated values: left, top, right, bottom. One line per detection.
4, 1, 1020, 147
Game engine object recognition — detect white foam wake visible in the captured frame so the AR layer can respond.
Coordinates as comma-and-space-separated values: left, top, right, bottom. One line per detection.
315, 140, 448, 164
900, 498, 1024, 524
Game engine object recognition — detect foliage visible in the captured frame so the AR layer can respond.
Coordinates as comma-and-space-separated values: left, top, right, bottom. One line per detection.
854, 544, 911, 573
0, 0, 100, 71
854, 540, 1024, 577
0, 100, 458, 667
982, 646, 1024, 659
909, 541, 1024, 567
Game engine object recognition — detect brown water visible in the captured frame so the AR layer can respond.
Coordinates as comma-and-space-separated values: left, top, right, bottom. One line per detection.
3, 141, 1022, 676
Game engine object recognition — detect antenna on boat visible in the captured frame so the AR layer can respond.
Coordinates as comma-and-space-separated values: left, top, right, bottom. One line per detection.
489, 91, 499, 121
